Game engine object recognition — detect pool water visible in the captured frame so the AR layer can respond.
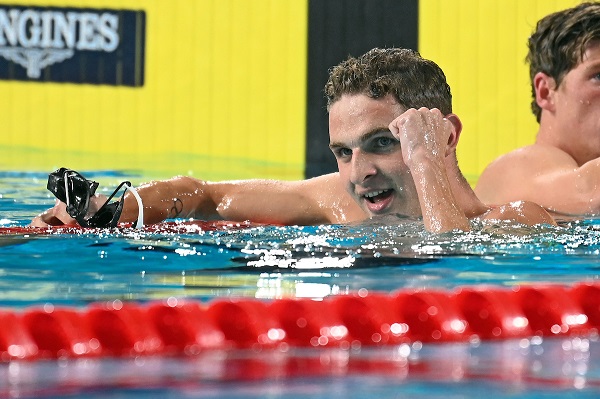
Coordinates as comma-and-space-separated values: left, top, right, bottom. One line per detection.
2, 171, 600, 398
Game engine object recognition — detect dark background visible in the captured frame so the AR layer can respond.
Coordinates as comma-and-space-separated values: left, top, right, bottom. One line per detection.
305, 0, 418, 178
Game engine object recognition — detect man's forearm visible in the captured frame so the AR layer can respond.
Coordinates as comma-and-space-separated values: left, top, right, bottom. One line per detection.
410, 156, 470, 233
119, 176, 217, 225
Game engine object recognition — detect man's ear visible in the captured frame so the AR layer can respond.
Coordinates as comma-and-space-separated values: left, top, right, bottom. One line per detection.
533, 72, 556, 112
445, 114, 462, 155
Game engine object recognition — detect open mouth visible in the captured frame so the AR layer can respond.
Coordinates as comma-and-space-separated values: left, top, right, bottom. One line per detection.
363, 189, 393, 203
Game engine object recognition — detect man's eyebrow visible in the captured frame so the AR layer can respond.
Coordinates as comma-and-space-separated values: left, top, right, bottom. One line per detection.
329, 128, 392, 149
583, 58, 600, 72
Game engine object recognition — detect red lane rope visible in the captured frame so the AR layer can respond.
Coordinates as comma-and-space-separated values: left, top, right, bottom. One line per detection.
2, 282, 599, 361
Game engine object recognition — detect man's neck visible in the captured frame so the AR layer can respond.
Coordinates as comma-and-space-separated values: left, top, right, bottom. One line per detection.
535, 120, 586, 165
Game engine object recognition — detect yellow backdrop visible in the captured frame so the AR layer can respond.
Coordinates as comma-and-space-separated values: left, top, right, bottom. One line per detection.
0, 0, 308, 180
419, 0, 583, 185
0, 0, 585, 184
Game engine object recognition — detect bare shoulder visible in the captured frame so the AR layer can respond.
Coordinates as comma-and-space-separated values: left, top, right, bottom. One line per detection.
475, 144, 576, 204
299, 173, 366, 223
479, 144, 571, 178
295, 173, 346, 197
481, 200, 556, 226
202, 173, 364, 225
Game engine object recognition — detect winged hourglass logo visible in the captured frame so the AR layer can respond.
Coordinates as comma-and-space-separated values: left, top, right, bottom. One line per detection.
0, 47, 74, 78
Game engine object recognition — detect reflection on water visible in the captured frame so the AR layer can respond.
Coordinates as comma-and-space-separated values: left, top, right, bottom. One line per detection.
2, 335, 599, 398
1, 172, 600, 306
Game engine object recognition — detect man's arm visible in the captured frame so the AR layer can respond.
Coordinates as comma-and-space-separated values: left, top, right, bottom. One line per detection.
390, 108, 471, 233
475, 145, 600, 215
31, 173, 366, 227
118, 173, 364, 225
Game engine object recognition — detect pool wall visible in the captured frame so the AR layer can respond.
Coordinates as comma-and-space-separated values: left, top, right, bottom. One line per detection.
0, 0, 582, 184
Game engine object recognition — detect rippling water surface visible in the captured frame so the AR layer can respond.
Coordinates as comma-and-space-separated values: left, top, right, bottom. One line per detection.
2, 171, 599, 306
1, 171, 600, 398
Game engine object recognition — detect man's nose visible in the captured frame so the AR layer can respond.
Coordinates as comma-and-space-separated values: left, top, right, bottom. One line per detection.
349, 152, 377, 184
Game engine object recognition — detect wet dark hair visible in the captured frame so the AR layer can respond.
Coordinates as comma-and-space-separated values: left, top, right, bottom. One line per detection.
324, 48, 452, 115
527, 2, 600, 122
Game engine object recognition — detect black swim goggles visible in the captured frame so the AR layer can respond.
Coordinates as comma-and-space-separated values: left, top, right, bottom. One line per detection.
47, 167, 135, 228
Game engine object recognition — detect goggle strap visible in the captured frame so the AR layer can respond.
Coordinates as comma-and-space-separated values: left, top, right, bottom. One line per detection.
87, 181, 144, 229
90, 181, 131, 228
125, 184, 145, 229
64, 171, 71, 209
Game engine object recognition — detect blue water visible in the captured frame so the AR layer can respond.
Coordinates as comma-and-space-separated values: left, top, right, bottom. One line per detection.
2, 171, 600, 398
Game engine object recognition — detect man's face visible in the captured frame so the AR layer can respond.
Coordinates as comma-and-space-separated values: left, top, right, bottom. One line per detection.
550, 41, 600, 163
328, 93, 422, 217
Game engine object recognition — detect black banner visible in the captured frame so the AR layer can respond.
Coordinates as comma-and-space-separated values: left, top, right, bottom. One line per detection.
0, 5, 145, 86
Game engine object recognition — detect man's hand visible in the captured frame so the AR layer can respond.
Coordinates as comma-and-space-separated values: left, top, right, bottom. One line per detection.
388, 107, 454, 168
29, 194, 108, 227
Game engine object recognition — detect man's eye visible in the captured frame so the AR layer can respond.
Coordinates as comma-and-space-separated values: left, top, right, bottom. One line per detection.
375, 137, 394, 147
338, 148, 352, 157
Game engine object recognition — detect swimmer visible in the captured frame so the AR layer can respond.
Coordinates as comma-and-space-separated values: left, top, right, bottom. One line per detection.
476, 2, 600, 216
32, 48, 555, 232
